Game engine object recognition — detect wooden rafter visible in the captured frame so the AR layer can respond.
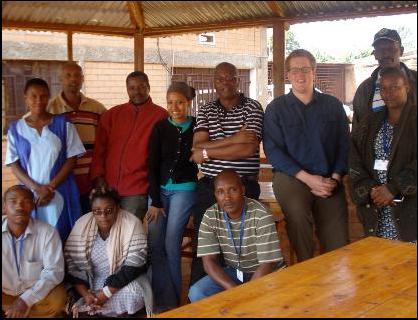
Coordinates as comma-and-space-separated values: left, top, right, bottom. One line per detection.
144, 17, 282, 37
265, 1, 285, 17
127, 1, 145, 31
286, 5, 417, 25
2, 20, 136, 37
67, 31, 73, 61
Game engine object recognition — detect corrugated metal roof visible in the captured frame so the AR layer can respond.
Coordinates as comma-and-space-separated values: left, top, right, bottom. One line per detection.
2, 1, 132, 28
2, 1, 417, 37
143, 1, 274, 28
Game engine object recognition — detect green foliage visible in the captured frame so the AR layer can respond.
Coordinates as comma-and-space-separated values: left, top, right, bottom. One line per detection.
267, 30, 301, 57
343, 49, 373, 63
285, 31, 301, 56
313, 50, 336, 63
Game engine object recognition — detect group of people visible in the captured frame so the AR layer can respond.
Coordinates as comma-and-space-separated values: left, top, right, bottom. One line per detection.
2, 27, 416, 318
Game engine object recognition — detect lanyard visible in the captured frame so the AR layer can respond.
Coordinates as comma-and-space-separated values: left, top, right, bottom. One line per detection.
382, 120, 392, 156
10, 234, 25, 276
223, 205, 246, 267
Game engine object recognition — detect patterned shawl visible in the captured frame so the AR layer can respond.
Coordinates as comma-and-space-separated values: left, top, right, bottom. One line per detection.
64, 209, 153, 316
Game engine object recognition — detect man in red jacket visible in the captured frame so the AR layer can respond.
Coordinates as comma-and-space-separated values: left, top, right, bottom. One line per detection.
91, 71, 168, 220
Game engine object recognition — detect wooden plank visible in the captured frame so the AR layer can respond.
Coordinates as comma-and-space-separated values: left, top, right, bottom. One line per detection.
67, 31, 73, 61
272, 21, 285, 98
286, 6, 417, 25
359, 295, 417, 318
127, 1, 145, 31
401, 284, 418, 298
134, 32, 144, 71
144, 17, 282, 37
266, 1, 285, 17
157, 237, 417, 318
2, 20, 136, 37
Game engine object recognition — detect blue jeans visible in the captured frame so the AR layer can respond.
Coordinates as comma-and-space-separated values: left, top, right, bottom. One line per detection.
188, 266, 252, 302
148, 189, 196, 311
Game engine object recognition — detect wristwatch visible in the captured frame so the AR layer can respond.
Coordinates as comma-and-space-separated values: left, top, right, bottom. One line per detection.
202, 148, 209, 161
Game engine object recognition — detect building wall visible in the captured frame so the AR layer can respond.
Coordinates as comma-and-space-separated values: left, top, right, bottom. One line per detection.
82, 62, 169, 108
2, 27, 269, 108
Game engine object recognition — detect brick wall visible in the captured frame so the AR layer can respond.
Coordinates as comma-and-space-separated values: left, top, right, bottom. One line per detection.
3, 28, 268, 106
83, 62, 169, 109
2, 27, 265, 59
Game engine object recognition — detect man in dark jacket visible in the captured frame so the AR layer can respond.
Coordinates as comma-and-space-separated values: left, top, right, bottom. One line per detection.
352, 28, 417, 133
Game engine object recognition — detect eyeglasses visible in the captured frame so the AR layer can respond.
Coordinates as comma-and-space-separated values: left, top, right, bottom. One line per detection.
288, 67, 313, 75
92, 206, 115, 216
214, 76, 237, 83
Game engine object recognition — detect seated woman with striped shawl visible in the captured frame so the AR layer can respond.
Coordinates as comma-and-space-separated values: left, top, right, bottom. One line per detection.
64, 187, 153, 317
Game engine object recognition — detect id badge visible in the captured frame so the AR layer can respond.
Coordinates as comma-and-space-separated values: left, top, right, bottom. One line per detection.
236, 269, 244, 282
374, 159, 389, 171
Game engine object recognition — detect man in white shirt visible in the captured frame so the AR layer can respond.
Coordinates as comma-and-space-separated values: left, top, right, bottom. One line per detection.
2, 185, 66, 318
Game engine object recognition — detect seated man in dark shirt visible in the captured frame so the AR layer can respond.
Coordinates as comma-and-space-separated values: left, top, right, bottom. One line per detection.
263, 49, 350, 262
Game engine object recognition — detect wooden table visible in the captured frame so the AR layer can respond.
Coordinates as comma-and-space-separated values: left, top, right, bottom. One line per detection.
157, 237, 417, 318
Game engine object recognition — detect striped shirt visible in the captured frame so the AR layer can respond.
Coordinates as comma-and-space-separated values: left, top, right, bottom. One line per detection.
372, 73, 385, 113
47, 92, 106, 194
194, 94, 264, 177
197, 197, 283, 273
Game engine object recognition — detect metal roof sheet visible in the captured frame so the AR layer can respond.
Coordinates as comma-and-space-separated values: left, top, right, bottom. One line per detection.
2, 1, 417, 37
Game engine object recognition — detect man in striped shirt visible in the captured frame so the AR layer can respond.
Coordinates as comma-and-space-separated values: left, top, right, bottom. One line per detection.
189, 62, 264, 286
47, 62, 107, 214
188, 170, 283, 302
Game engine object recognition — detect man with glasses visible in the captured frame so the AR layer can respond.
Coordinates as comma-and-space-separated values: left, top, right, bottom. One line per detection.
263, 49, 350, 262
352, 28, 417, 133
189, 62, 264, 286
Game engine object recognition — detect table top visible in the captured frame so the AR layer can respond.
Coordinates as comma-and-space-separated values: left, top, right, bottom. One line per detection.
157, 237, 417, 318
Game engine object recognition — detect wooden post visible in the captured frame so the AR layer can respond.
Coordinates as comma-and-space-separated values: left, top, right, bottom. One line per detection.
272, 22, 285, 98
134, 31, 144, 71
67, 31, 73, 61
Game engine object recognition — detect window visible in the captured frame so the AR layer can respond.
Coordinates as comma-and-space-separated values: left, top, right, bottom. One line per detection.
198, 33, 215, 45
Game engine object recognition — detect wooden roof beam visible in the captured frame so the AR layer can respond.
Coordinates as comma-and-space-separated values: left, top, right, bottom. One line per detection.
144, 17, 283, 37
127, 1, 145, 31
286, 5, 417, 25
266, 1, 285, 17
2, 20, 136, 37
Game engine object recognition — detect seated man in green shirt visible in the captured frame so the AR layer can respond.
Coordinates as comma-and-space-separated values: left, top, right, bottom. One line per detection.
188, 169, 284, 302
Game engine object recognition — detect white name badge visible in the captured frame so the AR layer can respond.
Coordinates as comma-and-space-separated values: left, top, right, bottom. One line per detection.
236, 269, 244, 282
374, 159, 389, 171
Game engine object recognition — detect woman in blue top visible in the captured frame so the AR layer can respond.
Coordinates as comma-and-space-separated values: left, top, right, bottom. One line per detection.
147, 82, 198, 312
5, 78, 85, 241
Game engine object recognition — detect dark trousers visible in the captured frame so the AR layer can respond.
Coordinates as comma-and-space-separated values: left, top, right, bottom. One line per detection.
189, 175, 260, 286
272, 171, 349, 262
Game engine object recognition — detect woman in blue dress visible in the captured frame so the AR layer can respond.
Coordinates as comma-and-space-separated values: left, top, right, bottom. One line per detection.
5, 78, 85, 241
